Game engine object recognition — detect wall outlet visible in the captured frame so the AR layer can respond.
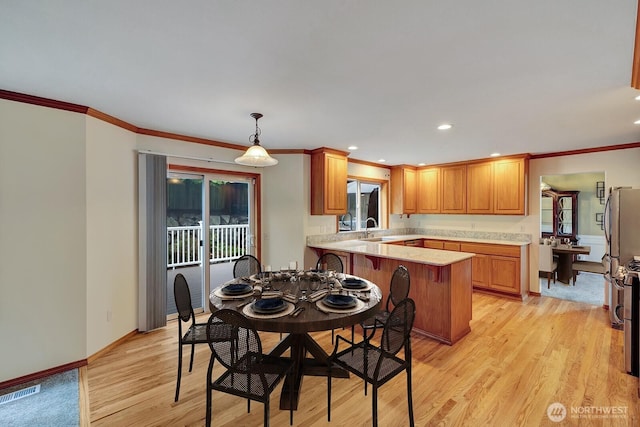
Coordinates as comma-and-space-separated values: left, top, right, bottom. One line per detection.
471, 223, 475, 230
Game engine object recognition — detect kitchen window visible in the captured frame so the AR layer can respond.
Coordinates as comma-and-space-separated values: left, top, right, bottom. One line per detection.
340, 179, 381, 232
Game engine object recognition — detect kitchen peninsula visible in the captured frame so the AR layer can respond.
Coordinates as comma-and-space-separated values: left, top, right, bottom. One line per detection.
308, 236, 475, 344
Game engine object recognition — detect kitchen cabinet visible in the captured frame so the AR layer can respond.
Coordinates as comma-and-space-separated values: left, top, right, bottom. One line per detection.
441, 165, 467, 213
493, 157, 527, 215
390, 165, 417, 215
466, 157, 527, 215
417, 167, 441, 213
541, 189, 579, 242
310, 148, 348, 215
466, 161, 494, 214
416, 155, 528, 216
459, 242, 526, 298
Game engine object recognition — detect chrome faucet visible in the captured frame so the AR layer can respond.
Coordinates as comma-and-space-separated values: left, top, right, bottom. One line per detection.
365, 217, 378, 238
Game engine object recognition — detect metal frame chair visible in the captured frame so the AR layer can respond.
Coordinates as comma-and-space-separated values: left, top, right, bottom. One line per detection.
173, 273, 209, 402
316, 252, 344, 273
205, 309, 294, 427
316, 253, 345, 343
328, 298, 416, 427
353, 265, 410, 346
233, 254, 262, 278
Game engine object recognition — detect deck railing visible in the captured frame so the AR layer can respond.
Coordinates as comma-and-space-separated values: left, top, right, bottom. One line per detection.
167, 224, 250, 268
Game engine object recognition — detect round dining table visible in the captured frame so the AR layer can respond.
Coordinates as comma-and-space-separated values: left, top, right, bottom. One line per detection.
209, 272, 382, 410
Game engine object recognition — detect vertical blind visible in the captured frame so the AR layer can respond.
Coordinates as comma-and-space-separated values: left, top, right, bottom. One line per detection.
138, 153, 167, 331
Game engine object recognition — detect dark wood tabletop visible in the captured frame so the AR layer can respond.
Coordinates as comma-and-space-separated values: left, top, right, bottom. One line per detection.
552, 244, 591, 255
552, 244, 592, 284
209, 274, 383, 334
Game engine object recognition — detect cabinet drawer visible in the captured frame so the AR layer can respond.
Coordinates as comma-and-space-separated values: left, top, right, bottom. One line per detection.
443, 242, 460, 251
459, 242, 520, 258
404, 239, 424, 247
423, 240, 444, 249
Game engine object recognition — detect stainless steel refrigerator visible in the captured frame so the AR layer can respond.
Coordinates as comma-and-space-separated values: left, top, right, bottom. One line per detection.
604, 187, 640, 376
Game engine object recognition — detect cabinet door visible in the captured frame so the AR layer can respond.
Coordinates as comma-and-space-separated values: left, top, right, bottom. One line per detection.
441, 165, 466, 213
466, 162, 494, 214
417, 167, 441, 213
493, 158, 526, 214
391, 166, 417, 214
325, 153, 347, 214
471, 254, 491, 289
490, 255, 520, 293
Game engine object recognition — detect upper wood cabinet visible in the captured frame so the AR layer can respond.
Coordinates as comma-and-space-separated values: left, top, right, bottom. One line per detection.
414, 155, 528, 216
390, 165, 417, 214
465, 157, 527, 215
310, 148, 348, 215
441, 164, 467, 213
417, 167, 441, 213
466, 161, 494, 214
493, 157, 527, 214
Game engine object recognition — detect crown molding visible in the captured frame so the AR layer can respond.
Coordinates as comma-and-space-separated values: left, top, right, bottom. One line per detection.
2, 89, 638, 165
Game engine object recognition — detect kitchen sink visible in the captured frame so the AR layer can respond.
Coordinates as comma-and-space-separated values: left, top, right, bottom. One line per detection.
358, 235, 405, 242
358, 237, 386, 242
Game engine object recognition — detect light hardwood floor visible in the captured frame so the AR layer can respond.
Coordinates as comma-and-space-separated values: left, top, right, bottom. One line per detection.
87, 293, 639, 426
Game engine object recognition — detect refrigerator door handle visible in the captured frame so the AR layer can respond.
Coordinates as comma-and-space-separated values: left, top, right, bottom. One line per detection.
604, 193, 611, 244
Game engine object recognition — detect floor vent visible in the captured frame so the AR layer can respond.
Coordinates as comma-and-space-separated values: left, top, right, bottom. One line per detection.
0, 384, 40, 405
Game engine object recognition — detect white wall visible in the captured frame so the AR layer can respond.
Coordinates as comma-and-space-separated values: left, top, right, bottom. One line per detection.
0, 100, 87, 381
85, 117, 138, 356
262, 154, 308, 269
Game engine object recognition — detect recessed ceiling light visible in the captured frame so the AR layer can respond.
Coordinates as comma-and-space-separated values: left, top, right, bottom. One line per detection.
490, 152, 501, 157
635, 119, 640, 125
635, 95, 640, 100
437, 123, 453, 130
378, 159, 386, 163
348, 145, 358, 150
418, 162, 426, 166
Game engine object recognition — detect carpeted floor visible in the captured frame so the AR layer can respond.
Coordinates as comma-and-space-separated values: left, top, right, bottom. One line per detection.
0, 369, 79, 427
540, 272, 605, 306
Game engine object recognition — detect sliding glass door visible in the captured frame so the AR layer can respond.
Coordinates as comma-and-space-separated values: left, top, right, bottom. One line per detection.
166, 170, 256, 317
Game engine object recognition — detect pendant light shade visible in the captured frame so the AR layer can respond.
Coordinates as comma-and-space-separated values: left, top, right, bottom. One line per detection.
234, 113, 278, 167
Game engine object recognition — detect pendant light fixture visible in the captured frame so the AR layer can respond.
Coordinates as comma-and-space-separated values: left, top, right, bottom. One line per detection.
234, 113, 278, 167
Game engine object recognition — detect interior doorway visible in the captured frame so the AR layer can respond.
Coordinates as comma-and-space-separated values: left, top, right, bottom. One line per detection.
539, 172, 606, 305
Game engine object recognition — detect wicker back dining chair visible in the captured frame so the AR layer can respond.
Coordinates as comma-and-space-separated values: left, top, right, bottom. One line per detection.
233, 254, 262, 278
316, 252, 344, 273
328, 298, 416, 427
205, 309, 294, 427
173, 273, 209, 402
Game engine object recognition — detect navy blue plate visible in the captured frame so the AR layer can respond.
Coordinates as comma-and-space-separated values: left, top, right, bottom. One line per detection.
222, 283, 253, 295
323, 294, 357, 309
342, 278, 367, 289
252, 298, 286, 314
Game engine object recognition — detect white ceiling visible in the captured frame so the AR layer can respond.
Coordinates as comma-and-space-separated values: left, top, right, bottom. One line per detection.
2, 1, 639, 166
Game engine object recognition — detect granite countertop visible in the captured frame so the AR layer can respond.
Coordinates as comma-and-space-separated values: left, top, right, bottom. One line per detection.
308, 232, 531, 266
308, 239, 474, 267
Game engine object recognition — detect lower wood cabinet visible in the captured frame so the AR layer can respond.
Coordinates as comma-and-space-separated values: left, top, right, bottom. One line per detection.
460, 242, 527, 299
424, 239, 528, 299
